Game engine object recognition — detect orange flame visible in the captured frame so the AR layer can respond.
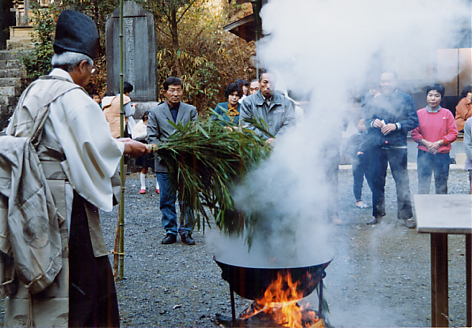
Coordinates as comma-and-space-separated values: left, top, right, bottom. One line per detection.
242, 272, 322, 328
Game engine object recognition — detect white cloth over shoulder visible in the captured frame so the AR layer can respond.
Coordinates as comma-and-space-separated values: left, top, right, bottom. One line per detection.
131, 119, 147, 141
46, 69, 124, 211
0, 136, 63, 296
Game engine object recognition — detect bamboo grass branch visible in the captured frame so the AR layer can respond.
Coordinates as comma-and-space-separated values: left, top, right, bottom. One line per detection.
148, 115, 270, 235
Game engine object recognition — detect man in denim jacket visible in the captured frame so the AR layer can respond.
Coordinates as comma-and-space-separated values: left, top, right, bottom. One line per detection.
365, 70, 419, 228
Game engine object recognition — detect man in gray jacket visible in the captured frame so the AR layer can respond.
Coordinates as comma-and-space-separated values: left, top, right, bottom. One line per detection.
240, 70, 296, 144
147, 77, 198, 245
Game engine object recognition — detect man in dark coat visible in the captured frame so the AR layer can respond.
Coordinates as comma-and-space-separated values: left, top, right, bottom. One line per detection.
365, 70, 419, 228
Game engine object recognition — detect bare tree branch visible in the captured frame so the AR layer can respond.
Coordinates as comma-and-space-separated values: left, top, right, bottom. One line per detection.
156, 24, 172, 38
187, 12, 219, 46
176, 0, 199, 24
190, 27, 206, 45
163, 6, 172, 22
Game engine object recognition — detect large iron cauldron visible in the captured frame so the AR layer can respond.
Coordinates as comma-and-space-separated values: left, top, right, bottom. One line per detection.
214, 258, 331, 301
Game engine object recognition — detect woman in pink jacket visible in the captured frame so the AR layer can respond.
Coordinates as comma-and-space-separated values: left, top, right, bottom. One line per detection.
411, 84, 458, 194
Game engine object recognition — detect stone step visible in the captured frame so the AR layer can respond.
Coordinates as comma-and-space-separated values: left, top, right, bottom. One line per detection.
9, 26, 33, 39
0, 78, 22, 88
0, 68, 25, 78
0, 60, 22, 69
0, 86, 16, 97
0, 50, 23, 61
7, 39, 34, 51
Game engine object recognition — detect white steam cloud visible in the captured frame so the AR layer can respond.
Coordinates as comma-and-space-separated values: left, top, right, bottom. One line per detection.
259, 0, 470, 98
210, 0, 470, 325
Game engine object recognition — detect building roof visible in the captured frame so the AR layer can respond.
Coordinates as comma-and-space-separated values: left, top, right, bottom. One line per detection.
223, 14, 255, 42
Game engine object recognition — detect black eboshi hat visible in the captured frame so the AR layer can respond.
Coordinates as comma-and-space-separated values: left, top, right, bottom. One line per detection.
53, 9, 99, 59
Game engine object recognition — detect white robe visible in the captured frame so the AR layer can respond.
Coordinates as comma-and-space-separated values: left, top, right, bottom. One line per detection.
43, 69, 124, 212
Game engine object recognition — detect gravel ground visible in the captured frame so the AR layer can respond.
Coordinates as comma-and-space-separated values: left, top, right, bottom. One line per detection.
0, 167, 470, 327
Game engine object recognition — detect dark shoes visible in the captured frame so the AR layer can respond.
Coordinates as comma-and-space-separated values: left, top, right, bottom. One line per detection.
161, 233, 176, 244
366, 217, 379, 225
161, 233, 195, 245
366, 217, 416, 228
181, 233, 196, 245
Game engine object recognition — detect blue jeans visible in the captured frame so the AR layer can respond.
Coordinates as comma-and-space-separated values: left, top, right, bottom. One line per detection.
370, 147, 413, 220
352, 152, 373, 202
156, 172, 193, 235
417, 150, 450, 194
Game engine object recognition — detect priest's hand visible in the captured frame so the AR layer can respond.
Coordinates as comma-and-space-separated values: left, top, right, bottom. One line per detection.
120, 138, 150, 158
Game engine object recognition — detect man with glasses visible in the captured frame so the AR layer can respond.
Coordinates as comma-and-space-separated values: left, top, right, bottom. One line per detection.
147, 77, 198, 245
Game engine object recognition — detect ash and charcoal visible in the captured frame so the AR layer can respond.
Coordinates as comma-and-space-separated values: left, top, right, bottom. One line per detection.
215, 302, 326, 328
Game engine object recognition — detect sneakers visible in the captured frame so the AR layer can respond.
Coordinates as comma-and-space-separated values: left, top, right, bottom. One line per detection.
366, 217, 379, 225
404, 218, 416, 229
181, 233, 196, 245
356, 201, 369, 209
139, 189, 146, 194
161, 233, 176, 244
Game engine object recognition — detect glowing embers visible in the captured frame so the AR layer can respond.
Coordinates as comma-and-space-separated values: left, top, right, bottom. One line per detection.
239, 272, 325, 328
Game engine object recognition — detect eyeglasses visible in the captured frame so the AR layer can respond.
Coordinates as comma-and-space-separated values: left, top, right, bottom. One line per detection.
167, 88, 183, 94
90, 66, 97, 74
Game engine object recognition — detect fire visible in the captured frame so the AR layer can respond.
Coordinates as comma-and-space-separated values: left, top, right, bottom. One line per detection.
240, 272, 324, 328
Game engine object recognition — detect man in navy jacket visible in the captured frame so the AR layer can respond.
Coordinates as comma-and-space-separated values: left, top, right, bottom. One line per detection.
365, 71, 419, 228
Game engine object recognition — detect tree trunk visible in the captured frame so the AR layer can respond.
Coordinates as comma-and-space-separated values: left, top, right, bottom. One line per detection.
170, 6, 182, 77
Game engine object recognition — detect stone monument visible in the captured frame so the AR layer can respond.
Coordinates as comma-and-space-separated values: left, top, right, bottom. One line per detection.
106, 1, 158, 109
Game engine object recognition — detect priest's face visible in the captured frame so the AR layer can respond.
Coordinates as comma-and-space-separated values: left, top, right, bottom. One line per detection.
163, 84, 183, 106
70, 60, 94, 88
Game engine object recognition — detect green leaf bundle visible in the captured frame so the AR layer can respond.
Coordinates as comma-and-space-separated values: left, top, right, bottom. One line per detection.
155, 114, 270, 234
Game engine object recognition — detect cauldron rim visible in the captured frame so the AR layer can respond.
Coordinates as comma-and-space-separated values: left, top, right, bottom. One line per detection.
213, 256, 333, 270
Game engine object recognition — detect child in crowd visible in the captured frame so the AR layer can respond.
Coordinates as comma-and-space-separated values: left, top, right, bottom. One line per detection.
132, 110, 159, 194
346, 119, 372, 208
91, 91, 102, 108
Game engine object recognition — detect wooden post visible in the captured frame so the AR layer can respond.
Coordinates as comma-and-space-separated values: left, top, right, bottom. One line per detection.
431, 233, 449, 327
466, 234, 471, 327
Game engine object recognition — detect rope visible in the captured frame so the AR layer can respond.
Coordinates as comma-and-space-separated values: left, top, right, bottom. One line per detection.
27, 291, 34, 328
